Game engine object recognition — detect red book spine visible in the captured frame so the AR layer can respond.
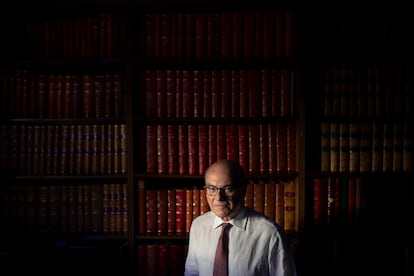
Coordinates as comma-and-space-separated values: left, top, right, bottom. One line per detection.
178, 125, 188, 174
157, 189, 168, 234
145, 70, 157, 117
280, 69, 292, 117
47, 74, 56, 118
259, 124, 269, 173
264, 181, 276, 221
146, 125, 157, 173
156, 70, 167, 118
158, 244, 169, 276
166, 70, 176, 118
268, 124, 277, 173
37, 75, 47, 118
167, 124, 179, 174
198, 124, 209, 174
244, 181, 254, 208
226, 124, 238, 161
207, 13, 218, 61
186, 189, 193, 233
277, 124, 288, 172
103, 74, 115, 118
254, 11, 264, 60
261, 69, 271, 117
202, 70, 212, 118
263, 12, 274, 61
287, 123, 296, 172
208, 125, 217, 165
284, 179, 296, 233
276, 181, 285, 228
195, 13, 207, 61
160, 13, 170, 61
182, 70, 194, 118
176, 13, 184, 62
144, 13, 154, 60
253, 181, 265, 214
239, 70, 248, 117
220, 12, 232, 61
55, 75, 64, 118
193, 70, 202, 118
184, 13, 195, 62
82, 74, 94, 118
221, 70, 231, 118
71, 75, 82, 118
232, 12, 242, 61
238, 124, 249, 172
145, 189, 157, 234
153, 13, 161, 61
137, 179, 147, 235
157, 125, 168, 174
175, 189, 186, 234
231, 70, 240, 118
275, 12, 285, 60
285, 11, 295, 60
200, 189, 209, 214
313, 178, 327, 231
94, 74, 105, 118
169, 13, 177, 61
63, 74, 73, 118
217, 124, 226, 161
188, 124, 199, 175
248, 124, 260, 174
243, 11, 254, 61
146, 244, 158, 275
27, 73, 36, 117
175, 70, 183, 118
248, 70, 260, 117
211, 70, 221, 118
167, 189, 176, 234
347, 177, 356, 227
271, 69, 281, 116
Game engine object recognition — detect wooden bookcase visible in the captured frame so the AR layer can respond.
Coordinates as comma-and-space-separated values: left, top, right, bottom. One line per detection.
0, 2, 306, 275
302, 9, 414, 276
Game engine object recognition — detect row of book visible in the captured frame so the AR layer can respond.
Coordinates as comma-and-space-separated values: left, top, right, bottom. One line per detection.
137, 244, 187, 276
145, 123, 296, 175
321, 122, 413, 173
0, 124, 127, 176
143, 11, 296, 62
19, 13, 128, 59
0, 71, 125, 119
312, 175, 414, 233
137, 179, 296, 235
320, 67, 413, 117
144, 69, 293, 118
1, 183, 127, 234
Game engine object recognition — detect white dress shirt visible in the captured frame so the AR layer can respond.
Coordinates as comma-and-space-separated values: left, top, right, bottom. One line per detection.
184, 207, 298, 276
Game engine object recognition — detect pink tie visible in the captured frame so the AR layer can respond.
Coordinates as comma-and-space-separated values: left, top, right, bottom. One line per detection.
213, 223, 232, 276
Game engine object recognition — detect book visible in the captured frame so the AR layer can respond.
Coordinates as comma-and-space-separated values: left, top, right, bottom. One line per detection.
320, 122, 331, 172
313, 177, 327, 231
283, 179, 296, 233
253, 181, 265, 214
157, 189, 168, 234
175, 189, 186, 234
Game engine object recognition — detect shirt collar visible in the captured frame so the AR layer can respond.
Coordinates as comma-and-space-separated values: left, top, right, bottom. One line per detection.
212, 207, 248, 231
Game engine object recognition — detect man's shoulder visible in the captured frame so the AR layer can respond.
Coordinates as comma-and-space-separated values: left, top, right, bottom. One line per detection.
243, 207, 282, 230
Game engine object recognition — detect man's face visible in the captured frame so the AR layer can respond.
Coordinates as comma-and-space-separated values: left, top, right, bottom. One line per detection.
204, 164, 244, 221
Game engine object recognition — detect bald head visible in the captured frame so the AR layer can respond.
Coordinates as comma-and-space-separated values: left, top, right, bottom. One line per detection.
205, 159, 246, 189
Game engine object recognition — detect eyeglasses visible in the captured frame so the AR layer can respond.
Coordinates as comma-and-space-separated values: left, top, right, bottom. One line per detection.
204, 185, 234, 196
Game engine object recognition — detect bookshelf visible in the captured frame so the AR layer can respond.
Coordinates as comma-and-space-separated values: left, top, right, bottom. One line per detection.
303, 9, 414, 276
0, 2, 305, 275
132, 7, 303, 275
0, 3, 132, 274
